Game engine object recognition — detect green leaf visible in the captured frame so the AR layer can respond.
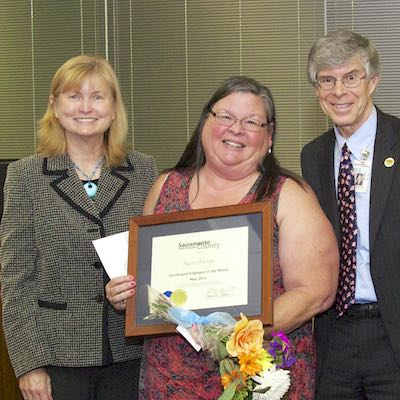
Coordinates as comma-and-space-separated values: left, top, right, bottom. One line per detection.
216, 340, 229, 359
219, 358, 235, 376
233, 386, 251, 400
218, 382, 239, 400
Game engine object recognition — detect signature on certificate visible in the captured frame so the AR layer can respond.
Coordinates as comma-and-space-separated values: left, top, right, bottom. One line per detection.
207, 286, 235, 298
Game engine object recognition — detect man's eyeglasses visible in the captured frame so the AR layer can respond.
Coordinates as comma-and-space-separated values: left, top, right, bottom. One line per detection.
315, 73, 367, 90
209, 110, 269, 132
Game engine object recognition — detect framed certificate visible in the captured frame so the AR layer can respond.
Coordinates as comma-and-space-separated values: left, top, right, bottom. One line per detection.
125, 201, 273, 336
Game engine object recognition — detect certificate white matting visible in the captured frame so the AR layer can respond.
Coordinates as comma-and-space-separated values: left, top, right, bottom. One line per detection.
150, 226, 249, 310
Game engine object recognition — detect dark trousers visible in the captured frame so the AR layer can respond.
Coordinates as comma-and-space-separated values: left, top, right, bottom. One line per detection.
46, 358, 141, 400
315, 308, 400, 399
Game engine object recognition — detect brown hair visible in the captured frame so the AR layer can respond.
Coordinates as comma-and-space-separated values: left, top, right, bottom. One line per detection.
173, 76, 302, 200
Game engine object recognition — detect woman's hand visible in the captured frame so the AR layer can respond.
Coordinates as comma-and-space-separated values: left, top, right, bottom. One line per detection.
19, 368, 52, 400
105, 275, 136, 311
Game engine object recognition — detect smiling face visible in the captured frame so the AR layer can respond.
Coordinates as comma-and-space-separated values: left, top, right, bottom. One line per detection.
51, 74, 115, 143
201, 92, 272, 178
315, 59, 379, 137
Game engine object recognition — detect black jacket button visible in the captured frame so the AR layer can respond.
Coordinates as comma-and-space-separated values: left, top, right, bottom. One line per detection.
95, 294, 104, 303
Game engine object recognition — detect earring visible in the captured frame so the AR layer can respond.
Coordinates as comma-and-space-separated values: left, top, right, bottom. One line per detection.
268, 148, 272, 154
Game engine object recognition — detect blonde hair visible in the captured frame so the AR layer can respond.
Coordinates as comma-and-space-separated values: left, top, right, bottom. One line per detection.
37, 55, 129, 166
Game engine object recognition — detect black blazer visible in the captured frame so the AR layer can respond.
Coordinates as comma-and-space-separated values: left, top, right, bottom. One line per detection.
301, 107, 400, 370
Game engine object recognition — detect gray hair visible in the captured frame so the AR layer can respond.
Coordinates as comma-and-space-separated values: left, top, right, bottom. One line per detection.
307, 30, 381, 84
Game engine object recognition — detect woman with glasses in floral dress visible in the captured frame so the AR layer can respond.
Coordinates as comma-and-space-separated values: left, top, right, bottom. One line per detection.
106, 76, 339, 399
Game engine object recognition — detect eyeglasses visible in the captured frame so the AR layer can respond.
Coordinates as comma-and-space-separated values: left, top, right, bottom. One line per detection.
209, 110, 268, 132
315, 73, 367, 90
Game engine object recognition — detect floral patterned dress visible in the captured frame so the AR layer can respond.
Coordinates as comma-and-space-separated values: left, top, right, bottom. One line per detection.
139, 170, 315, 400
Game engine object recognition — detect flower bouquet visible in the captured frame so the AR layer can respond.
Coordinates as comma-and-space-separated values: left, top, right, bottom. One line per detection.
145, 286, 294, 400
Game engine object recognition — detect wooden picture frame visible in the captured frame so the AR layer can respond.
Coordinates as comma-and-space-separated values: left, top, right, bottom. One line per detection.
125, 201, 273, 336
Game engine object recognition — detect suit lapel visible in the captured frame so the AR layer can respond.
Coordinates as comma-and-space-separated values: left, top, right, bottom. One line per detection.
94, 158, 132, 218
370, 110, 399, 249
43, 155, 133, 227
319, 131, 341, 241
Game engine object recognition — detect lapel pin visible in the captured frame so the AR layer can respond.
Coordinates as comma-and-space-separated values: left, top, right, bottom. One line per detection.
384, 157, 395, 168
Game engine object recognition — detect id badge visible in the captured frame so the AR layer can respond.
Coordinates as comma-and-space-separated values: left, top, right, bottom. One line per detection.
353, 160, 371, 193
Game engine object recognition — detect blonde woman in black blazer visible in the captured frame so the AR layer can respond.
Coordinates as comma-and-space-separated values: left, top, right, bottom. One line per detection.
0, 55, 157, 400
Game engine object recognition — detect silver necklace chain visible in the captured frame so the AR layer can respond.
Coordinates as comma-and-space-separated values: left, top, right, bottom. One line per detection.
72, 157, 104, 182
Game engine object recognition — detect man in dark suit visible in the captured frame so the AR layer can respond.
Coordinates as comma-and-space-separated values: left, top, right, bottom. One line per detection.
301, 30, 400, 399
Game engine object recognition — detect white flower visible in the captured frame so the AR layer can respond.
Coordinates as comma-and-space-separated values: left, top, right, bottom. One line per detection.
252, 365, 291, 400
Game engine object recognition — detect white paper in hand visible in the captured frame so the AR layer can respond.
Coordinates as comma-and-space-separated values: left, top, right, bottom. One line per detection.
92, 231, 129, 278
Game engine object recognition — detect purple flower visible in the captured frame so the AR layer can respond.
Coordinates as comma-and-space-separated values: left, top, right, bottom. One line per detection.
268, 331, 296, 369
272, 331, 290, 346
281, 353, 296, 369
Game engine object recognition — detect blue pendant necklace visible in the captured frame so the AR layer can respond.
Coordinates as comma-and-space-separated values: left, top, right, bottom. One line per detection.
73, 157, 104, 199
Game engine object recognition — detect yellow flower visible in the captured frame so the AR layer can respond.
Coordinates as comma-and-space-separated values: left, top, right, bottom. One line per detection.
226, 313, 264, 357
237, 345, 270, 376
238, 353, 262, 376
220, 369, 246, 389
221, 372, 233, 389
259, 348, 274, 373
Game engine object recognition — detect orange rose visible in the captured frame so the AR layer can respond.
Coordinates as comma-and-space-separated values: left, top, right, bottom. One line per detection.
226, 313, 264, 357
